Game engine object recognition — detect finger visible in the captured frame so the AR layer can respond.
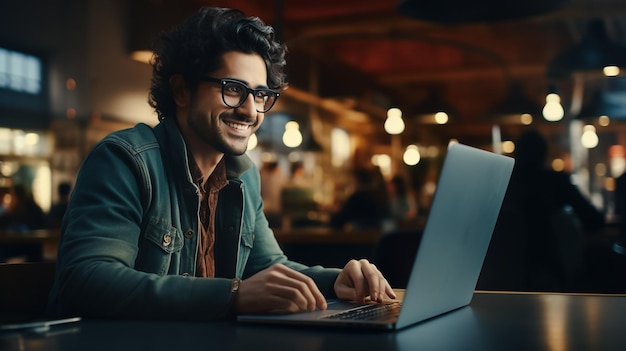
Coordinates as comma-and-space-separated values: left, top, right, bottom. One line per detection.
267, 282, 314, 312
345, 260, 368, 302
383, 278, 397, 299
359, 259, 384, 301
271, 265, 327, 310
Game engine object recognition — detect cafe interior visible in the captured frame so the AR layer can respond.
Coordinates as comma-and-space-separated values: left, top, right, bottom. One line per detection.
2, 0, 626, 308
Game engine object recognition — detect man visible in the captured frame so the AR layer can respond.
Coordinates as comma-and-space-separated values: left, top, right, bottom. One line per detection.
48, 6, 394, 321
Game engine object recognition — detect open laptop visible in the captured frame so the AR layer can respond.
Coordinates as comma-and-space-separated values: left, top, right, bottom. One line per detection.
238, 142, 514, 330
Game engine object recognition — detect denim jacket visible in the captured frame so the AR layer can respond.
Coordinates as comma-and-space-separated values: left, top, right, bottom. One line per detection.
48, 118, 340, 321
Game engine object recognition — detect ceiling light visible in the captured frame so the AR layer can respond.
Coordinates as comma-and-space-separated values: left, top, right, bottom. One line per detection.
384, 107, 405, 134
542, 93, 564, 122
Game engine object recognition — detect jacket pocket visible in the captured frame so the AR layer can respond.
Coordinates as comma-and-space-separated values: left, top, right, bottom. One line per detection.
136, 218, 184, 275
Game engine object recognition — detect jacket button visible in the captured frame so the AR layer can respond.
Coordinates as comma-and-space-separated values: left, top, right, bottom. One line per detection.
184, 229, 194, 239
182, 273, 190, 277
163, 234, 172, 247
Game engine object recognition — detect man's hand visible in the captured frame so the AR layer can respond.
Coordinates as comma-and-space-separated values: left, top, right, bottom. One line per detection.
235, 264, 327, 314
334, 259, 396, 303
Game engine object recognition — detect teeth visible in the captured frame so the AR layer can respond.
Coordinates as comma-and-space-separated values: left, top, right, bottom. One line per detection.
225, 121, 250, 130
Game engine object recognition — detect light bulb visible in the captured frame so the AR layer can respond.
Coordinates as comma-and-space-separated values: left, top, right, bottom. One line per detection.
385, 107, 405, 134
581, 125, 599, 149
434, 112, 449, 124
403, 145, 421, 166
542, 93, 564, 122
282, 121, 302, 148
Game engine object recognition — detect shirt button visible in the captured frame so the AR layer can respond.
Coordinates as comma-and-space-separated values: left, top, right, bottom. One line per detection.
228, 226, 234, 232
163, 234, 172, 247
184, 229, 194, 239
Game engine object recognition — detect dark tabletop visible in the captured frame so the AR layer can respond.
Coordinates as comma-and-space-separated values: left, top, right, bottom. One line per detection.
2, 291, 626, 351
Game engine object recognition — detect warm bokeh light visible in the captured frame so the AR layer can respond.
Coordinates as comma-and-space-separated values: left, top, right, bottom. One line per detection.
540, 295, 569, 351
434, 112, 449, 124
609, 145, 626, 177
66, 78, 76, 90
543, 93, 564, 122
403, 144, 421, 166
552, 158, 565, 172
282, 121, 302, 148
331, 128, 350, 167
371, 154, 392, 177
247, 133, 258, 151
595, 163, 607, 177
520, 113, 533, 125
25, 133, 39, 145
598, 115, 610, 126
502, 140, 515, 154
603, 65, 620, 77
130, 50, 154, 64
384, 107, 405, 135
581, 125, 599, 149
605, 177, 616, 191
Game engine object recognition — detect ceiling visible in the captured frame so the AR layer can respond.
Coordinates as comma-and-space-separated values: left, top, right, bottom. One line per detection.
132, 0, 626, 147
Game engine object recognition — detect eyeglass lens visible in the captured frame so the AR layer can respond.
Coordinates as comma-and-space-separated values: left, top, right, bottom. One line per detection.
222, 80, 277, 113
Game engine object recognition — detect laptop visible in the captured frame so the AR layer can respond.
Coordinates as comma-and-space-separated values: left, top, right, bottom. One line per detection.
238, 142, 514, 330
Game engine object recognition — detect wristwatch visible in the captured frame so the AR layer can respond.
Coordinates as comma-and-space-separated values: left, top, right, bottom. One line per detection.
229, 278, 241, 315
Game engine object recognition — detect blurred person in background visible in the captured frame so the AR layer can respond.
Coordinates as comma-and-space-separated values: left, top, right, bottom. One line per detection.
388, 174, 418, 225
330, 167, 394, 231
500, 129, 605, 291
0, 183, 46, 232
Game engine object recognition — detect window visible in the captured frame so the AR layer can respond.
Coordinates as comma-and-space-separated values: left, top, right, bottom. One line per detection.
0, 46, 48, 129
0, 47, 42, 95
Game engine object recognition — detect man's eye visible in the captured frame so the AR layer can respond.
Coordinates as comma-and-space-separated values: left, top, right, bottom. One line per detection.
225, 84, 244, 95
254, 91, 270, 99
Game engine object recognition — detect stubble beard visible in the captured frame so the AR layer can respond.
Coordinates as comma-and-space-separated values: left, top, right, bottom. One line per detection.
187, 110, 250, 156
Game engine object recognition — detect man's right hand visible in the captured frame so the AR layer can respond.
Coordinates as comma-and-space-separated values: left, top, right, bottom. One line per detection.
235, 264, 327, 314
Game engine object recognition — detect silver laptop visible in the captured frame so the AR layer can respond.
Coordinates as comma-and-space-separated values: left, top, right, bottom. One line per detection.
238, 142, 514, 330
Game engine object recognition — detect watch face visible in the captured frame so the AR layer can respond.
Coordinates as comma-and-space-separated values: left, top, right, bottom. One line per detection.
231, 278, 241, 293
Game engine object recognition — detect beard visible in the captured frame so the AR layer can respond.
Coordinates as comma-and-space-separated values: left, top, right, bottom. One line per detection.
187, 109, 253, 156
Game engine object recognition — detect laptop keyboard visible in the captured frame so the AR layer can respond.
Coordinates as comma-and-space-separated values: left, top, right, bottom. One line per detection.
322, 302, 401, 321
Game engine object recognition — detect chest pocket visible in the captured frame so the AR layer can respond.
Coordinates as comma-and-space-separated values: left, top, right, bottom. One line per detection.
136, 218, 184, 275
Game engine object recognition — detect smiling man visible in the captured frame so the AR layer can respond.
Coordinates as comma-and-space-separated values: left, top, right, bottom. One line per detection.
48, 6, 394, 321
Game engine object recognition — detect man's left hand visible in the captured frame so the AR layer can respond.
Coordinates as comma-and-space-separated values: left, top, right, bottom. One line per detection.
334, 259, 396, 303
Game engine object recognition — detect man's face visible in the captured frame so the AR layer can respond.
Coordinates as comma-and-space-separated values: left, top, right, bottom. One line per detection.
184, 51, 268, 156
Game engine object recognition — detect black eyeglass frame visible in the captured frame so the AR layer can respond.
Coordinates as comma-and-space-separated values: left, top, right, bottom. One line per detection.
199, 76, 280, 113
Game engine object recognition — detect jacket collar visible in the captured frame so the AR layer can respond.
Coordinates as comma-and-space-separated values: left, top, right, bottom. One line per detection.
154, 117, 254, 181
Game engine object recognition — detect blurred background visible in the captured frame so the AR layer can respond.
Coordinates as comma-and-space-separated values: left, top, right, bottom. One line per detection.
1, 0, 626, 291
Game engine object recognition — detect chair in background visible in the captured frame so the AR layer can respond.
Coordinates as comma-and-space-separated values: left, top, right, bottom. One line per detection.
375, 229, 422, 289
0, 261, 56, 316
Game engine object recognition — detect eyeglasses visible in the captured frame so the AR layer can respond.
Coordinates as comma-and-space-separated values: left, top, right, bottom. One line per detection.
199, 76, 280, 113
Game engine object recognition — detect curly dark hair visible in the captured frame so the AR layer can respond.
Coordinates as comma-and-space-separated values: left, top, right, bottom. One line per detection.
148, 7, 288, 121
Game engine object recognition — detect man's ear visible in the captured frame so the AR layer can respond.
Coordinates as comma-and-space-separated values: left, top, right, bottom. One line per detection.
170, 75, 190, 107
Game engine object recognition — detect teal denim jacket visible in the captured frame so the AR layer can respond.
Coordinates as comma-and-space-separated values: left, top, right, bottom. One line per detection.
48, 118, 340, 321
